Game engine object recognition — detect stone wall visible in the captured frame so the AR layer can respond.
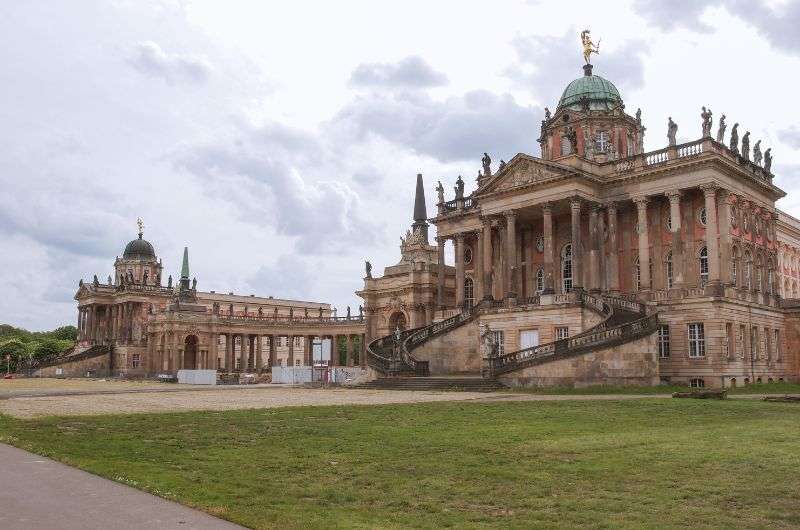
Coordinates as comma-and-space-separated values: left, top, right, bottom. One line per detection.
413, 320, 481, 375
35, 352, 111, 378
497, 332, 659, 388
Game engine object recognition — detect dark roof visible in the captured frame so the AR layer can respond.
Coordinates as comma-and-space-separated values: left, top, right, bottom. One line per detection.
123, 234, 156, 260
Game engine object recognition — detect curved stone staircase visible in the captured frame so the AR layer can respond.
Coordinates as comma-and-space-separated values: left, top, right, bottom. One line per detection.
365, 290, 658, 390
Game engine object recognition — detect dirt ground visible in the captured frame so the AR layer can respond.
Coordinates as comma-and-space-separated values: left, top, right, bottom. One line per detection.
0, 378, 679, 419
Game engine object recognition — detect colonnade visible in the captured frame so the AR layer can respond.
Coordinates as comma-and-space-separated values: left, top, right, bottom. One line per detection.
437, 184, 765, 307
78, 301, 145, 345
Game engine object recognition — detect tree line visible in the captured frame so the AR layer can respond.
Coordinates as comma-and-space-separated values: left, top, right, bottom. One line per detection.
0, 324, 77, 374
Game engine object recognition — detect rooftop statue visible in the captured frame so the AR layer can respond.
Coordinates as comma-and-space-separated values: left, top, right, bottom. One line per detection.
435, 180, 444, 203
741, 131, 751, 161
667, 117, 678, 146
498, 159, 506, 171
544, 107, 551, 121
716, 114, 727, 143
730, 123, 739, 154
365, 260, 372, 279
482, 152, 492, 177
137, 217, 144, 236
764, 148, 773, 173
580, 29, 600, 64
454, 175, 465, 200
753, 140, 763, 166
701, 106, 713, 137
167, 274, 173, 288
635, 108, 642, 127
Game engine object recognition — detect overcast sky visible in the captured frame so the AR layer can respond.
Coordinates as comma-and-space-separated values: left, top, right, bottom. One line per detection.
2, 0, 800, 330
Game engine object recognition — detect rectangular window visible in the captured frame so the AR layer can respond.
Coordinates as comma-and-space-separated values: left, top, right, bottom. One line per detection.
595, 131, 609, 153
555, 327, 570, 341
690, 378, 705, 388
132, 354, 141, 368
738, 325, 746, 359
751, 326, 758, 359
657, 325, 670, 358
687, 323, 705, 358
491, 331, 505, 355
774, 329, 781, 359
724, 322, 733, 359
765, 327, 771, 360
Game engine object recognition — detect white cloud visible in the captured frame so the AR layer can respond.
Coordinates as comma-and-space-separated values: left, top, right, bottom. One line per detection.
349, 56, 448, 88
128, 41, 213, 84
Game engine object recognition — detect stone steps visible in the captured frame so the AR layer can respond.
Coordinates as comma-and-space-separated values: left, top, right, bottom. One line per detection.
351, 376, 505, 392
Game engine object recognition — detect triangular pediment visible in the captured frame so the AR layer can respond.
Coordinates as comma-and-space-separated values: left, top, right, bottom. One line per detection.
476, 154, 580, 196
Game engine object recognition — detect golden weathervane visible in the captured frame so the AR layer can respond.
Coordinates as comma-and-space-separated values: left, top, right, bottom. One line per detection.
581, 29, 600, 64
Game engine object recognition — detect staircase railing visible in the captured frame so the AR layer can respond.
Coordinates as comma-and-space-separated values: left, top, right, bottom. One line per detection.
487, 294, 657, 376
366, 328, 420, 375
399, 305, 481, 376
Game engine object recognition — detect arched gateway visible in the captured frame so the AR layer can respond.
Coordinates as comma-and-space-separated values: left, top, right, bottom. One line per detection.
184, 335, 198, 369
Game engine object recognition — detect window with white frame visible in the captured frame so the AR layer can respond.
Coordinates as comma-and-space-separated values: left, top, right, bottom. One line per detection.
725, 322, 733, 358
765, 327, 771, 360
744, 252, 753, 289
595, 131, 610, 153
690, 378, 705, 388
657, 325, 670, 358
688, 323, 705, 358
751, 326, 758, 359
132, 353, 141, 368
774, 329, 780, 359
555, 326, 570, 340
731, 250, 738, 286
698, 207, 708, 226
535, 267, 544, 293
464, 277, 474, 309
699, 247, 709, 286
491, 330, 505, 355
561, 244, 573, 292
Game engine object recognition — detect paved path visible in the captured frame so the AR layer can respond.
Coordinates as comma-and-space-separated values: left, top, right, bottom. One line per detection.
0, 443, 244, 530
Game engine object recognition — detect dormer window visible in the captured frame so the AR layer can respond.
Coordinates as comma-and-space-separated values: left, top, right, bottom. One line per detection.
595, 131, 609, 153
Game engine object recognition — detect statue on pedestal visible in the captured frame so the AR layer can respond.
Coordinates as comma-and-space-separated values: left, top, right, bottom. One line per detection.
481, 152, 492, 177
498, 159, 506, 171
729, 123, 739, 154
701, 106, 713, 137
454, 176, 465, 200
753, 140, 763, 166
716, 114, 727, 143
764, 148, 773, 173
635, 108, 642, 127
365, 260, 372, 279
667, 117, 678, 146
741, 132, 751, 161
435, 181, 444, 204
580, 29, 600, 64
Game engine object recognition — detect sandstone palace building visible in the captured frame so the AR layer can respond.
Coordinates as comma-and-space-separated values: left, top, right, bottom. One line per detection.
44, 53, 800, 389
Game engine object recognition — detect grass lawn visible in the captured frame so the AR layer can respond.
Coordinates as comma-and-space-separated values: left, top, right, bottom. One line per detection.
503, 381, 800, 395
1, 399, 800, 529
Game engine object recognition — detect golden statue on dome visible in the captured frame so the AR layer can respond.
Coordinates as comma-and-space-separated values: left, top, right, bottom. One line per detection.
581, 29, 600, 64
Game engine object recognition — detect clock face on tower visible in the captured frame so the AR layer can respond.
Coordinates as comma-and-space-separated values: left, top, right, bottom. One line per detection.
536, 235, 545, 253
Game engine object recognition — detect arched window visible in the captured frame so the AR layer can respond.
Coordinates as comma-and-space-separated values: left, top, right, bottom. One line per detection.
768, 269, 774, 295
535, 267, 544, 293
561, 244, 573, 292
755, 257, 763, 292
744, 251, 753, 290
665, 251, 674, 289
463, 277, 474, 309
699, 247, 709, 286
634, 257, 641, 290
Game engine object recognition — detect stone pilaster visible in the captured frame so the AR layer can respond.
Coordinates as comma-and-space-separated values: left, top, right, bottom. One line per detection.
455, 233, 465, 308
718, 189, 733, 285
570, 198, 583, 290
346, 335, 353, 366
634, 197, 651, 290
589, 204, 600, 291
702, 184, 723, 295
505, 211, 517, 299
606, 202, 619, 292
666, 190, 685, 292
436, 236, 445, 309
287, 335, 294, 367
542, 202, 555, 294
482, 218, 493, 300
473, 230, 484, 301
255, 335, 263, 371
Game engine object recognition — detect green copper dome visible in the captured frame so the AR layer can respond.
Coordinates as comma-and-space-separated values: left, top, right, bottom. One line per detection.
557, 65, 622, 110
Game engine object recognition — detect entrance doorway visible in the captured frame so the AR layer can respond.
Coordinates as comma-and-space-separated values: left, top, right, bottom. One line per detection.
184, 335, 198, 369
389, 311, 407, 332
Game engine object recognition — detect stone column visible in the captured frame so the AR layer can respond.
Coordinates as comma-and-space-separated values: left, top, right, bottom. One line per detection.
176, 332, 183, 370
288, 335, 294, 367
634, 197, 651, 290
718, 189, 733, 285
606, 202, 619, 292
240, 334, 249, 371
77, 308, 82, 339
269, 335, 277, 367
570, 198, 583, 289
455, 233, 465, 308
482, 218, 493, 300
589, 205, 600, 291
256, 335, 263, 371
211, 333, 219, 371
703, 185, 722, 293
436, 236, 446, 309
346, 335, 353, 366
666, 190, 684, 289
505, 212, 517, 299
331, 335, 338, 366
225, 334, 234, 371
542, 202, 555, 294
473, 230, 484, 301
